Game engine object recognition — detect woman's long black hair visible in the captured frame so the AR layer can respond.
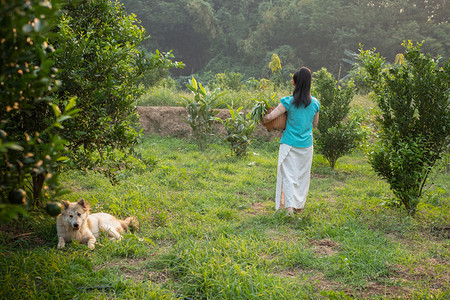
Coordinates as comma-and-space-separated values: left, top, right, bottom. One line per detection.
292, 67, 312, 108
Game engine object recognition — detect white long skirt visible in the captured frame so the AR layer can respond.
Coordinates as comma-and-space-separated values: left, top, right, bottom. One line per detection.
275, 144, 313, 210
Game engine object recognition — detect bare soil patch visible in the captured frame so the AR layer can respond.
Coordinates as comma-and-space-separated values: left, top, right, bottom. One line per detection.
391, 259, 450, 291
95, 257, 170, 284
247, 202, 269, 215
309, 238, 339, 257
137, 106, 282, 140
274, 267, 413, 298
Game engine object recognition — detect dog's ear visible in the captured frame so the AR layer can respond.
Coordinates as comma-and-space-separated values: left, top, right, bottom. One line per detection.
77, 198, 91, 211
62, 200, 70, 210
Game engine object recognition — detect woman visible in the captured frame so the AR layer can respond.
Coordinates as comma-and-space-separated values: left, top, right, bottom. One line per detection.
262, 67, 320, 214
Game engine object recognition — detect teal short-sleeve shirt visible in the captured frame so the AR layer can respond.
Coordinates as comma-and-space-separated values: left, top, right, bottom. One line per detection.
280, 95, 320, 148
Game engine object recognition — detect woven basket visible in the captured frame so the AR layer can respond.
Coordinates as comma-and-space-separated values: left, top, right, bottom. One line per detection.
264, 107, 287, 131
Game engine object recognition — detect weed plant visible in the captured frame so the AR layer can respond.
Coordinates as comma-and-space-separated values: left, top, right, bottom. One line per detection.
0, 136, 448, 299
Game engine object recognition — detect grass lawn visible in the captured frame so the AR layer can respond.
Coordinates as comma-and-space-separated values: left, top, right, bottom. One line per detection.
0, 135, 448, 299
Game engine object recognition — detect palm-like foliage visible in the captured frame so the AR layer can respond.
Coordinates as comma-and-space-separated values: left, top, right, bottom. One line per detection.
182, 76, 226, 148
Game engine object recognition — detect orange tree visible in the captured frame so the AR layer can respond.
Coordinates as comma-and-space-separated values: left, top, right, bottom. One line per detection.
0, 0, 182, 222
0, 0, 77, 222
50, 0, 183, 183
359, 41, 449, 214
313, 68, 366, 169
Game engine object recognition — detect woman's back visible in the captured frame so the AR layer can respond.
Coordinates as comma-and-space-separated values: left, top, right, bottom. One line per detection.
280, 95, 320, 148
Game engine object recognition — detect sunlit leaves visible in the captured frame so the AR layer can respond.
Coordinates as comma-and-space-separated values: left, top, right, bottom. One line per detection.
313, 68, 367, 169
182, 76, 226, 149
0, 0, 75, 221
359, 41, 449, 214
51, 0, 181, 184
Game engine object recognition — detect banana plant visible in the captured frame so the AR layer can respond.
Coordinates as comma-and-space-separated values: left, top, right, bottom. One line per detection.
182, 76, 226, 149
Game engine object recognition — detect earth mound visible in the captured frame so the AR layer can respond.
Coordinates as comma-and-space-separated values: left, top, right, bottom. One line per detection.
137, 106, 282, 140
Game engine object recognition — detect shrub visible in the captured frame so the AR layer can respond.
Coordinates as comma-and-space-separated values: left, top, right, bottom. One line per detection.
359, 41, 449, 214
215, 107, 256, 157
313, 68, 366, 169
182, 76, 226, 149
139, 51, 181, 87
243, 77, 260, 90
0, 0, 77, 220
269, 53, 283, 88
215, 72, 243, 91
51, 0, 182, 183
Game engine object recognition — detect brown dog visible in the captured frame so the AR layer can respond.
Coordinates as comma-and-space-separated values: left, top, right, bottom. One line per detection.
56, 198, 137, 250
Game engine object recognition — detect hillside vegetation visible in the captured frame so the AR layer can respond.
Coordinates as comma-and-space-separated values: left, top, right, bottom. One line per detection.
121, 0, 449, 79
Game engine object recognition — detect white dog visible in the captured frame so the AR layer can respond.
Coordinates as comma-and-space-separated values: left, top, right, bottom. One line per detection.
56, 198, 137, 250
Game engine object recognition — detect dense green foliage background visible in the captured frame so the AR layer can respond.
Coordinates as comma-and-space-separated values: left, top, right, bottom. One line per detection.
120, 0, 449, 80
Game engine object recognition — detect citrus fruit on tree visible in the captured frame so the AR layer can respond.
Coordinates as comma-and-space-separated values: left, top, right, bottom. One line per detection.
46, 202, 63, 217
8, 189, 27, 205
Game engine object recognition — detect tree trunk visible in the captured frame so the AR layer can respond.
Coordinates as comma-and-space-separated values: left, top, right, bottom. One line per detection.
32, 173, 46, 207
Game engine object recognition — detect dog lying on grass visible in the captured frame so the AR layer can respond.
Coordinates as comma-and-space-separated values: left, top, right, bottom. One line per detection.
56, 198, 137, 250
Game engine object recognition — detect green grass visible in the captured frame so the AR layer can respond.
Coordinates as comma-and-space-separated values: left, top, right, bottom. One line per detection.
137, 86, 189, 107
136, 86, 292, 110
1, 136, 449, 299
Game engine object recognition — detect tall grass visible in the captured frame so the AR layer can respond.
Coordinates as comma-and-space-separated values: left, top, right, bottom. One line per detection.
136, 85, 292, 110
0, 134, 448, 299
137, 86, 189, 107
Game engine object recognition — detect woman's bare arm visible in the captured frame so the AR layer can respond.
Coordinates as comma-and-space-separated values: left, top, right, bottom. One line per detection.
262, 104, 286, 123
313, 112, 319, 128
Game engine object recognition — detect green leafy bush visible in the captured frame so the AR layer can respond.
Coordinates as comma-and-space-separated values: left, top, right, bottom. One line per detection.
313, 68, 366, 169
182, 76, 225, 149
139, 51, 183, 87
269, 53, 283, 88
51, 0, 181, 183
243, 77, 260, 90
0, 0, 77, 221
359, 41, 449, 214
215, 107, 256, 157
214, 72, 243, 91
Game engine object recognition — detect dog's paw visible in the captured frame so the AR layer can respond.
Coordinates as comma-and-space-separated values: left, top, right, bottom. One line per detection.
57, 239, 65, 249
88, 242, 95, 250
